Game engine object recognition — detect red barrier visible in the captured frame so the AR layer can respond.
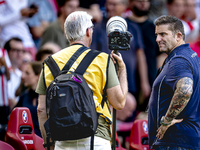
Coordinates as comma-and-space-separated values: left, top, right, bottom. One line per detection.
5, 107, 45, 150
129, 119, 149, 150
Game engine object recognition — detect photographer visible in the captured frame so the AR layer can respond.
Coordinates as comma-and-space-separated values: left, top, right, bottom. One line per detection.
0, 48, 11, 141
36, 11, 128, 149
91, 0, 151, 104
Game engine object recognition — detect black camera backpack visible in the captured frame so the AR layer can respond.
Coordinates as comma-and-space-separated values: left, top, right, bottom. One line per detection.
43, 46, 102, 149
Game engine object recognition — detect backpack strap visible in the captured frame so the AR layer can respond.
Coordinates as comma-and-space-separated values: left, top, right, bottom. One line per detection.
75, 50, 101, 75
75, 50, 100, 150
44, 46, 89, 78
62, 46, 89, 71
44, 56, 60, 79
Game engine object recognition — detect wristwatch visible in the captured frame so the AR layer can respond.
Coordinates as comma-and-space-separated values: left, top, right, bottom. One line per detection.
160, 116, 171, 126
43, 142, 47, 148
43, 141, 55, 148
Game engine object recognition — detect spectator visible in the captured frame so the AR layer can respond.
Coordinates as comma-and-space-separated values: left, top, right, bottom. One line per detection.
40, 0, 79, 49
36, 49, 54, 62
27, 0, 57, 49
190, 30, 200, 57
77, 0, 103, 23
167, 0, 185, 19
148, 0, 168, 21
91, 0, 150, 102
0, 48, 11, 141
48, 0, 59, 15
15, 61, 42, 137
40, 42, 61, 53
19, 51, 33, 73
181, 0, 200, 43
4, 37, 24, 110
167, 0, 191, 40
0, 0, 38, 58
128, 0, 167, 111
15, 51, 33, 97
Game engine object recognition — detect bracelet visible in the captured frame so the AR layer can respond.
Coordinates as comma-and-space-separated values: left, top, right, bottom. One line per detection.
160, 116, 171, 126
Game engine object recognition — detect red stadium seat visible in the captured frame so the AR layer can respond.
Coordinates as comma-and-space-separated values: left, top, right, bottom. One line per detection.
129, 119, 150, 150
0, 140, 15, 150
115, 132, 126, 150
5, 107, 45, 150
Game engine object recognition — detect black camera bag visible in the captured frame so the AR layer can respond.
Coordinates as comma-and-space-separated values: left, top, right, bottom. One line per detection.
43, 46, 101, 149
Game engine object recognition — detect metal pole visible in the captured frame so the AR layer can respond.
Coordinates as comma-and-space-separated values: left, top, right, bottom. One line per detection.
112, 50, 118, 150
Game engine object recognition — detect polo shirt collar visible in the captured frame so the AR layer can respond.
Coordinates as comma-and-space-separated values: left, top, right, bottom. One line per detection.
167, 43, 190, 62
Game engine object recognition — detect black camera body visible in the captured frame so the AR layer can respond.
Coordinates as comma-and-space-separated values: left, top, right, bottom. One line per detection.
108, 30, 132, 50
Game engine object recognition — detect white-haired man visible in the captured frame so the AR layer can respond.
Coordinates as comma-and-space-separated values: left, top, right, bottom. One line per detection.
36, 11, 128, 150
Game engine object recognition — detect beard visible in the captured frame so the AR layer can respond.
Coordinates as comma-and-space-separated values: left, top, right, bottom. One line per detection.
132, 6, 149, 17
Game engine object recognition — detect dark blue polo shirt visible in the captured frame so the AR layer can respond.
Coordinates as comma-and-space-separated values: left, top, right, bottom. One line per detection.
148, 44, 200, 149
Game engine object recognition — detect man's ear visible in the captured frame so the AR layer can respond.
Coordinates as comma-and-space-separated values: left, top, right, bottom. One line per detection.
86, 28, 90, 37
176, 32, 183, 42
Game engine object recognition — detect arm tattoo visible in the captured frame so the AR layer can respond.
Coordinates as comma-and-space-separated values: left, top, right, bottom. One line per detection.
165, 77, 193, 122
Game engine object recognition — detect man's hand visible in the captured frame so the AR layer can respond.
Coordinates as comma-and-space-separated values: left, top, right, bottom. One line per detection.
110, 51, 126, 73
20, 7, 38, 18
0, 57, 10, 80
0, 57, 6, 66
156, 77, 193, 140
156, 118, 183, 140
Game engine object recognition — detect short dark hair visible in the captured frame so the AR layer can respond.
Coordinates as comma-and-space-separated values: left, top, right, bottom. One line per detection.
56, 0, 71, 8
36, 49, 53, 61
167, 0, 174, 5
56, 0, 71, 16
154, 15, 185, 40
4, 37, 23, 52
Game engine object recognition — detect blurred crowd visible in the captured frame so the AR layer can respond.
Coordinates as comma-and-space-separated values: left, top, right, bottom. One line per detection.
0, 0, 200, 149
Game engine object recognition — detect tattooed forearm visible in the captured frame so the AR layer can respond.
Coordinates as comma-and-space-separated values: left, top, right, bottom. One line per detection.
165, 77, 193, 122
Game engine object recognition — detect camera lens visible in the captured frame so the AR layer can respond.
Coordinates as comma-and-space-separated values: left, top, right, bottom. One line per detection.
106, 16, 127, 35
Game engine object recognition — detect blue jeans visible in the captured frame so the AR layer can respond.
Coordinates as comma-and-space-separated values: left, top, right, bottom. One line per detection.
155, 146, 193, 150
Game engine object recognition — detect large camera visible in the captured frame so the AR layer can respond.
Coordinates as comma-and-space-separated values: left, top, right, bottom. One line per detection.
106, 16, 132, 50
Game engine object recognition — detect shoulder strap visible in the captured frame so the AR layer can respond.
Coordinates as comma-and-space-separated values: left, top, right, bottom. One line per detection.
75, 50, 101, 75
44, 56, 60, 79
62, 46, 88, 71
44, 46, 88, 78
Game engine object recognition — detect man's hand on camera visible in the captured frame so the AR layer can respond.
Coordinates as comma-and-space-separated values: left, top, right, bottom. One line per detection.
110, 51, 126, 73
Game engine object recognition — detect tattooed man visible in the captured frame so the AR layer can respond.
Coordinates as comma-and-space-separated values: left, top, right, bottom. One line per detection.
148, 15, 200, 150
